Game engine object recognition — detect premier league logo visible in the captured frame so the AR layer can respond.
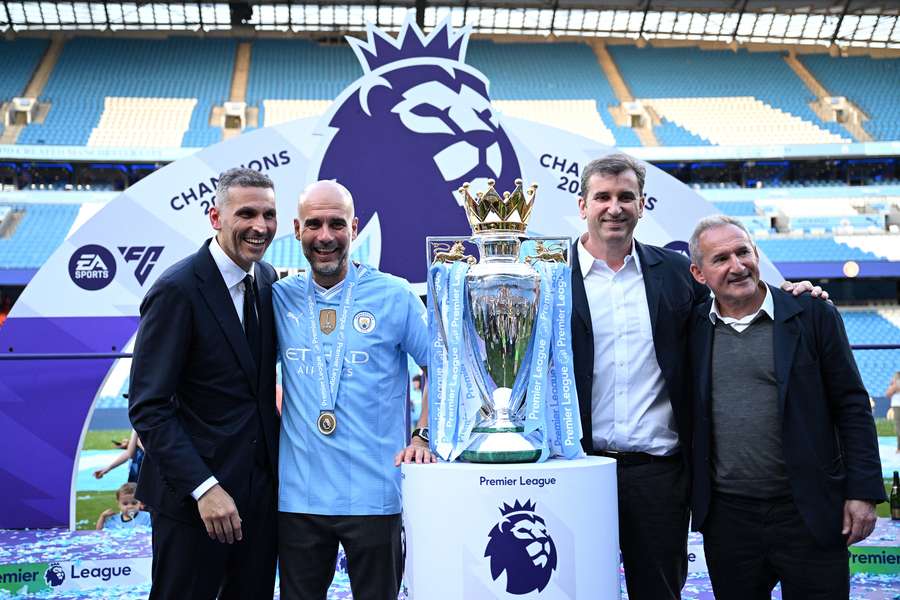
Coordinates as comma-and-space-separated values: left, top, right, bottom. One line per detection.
318, 16, 521, 284
484, 500, 557, 595
44, 562, 65, 587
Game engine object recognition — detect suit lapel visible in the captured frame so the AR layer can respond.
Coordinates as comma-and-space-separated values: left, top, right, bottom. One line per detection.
570, 241, 591, 334
255, 262, 274, 388
694, 306, 714, 425
195, 242, 259, 390
771, 286, 802, 414
635, 241, 663, 335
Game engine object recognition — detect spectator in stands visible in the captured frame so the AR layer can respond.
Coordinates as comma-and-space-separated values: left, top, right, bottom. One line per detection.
96, 482, 152, 530
93, 429, 144, 483
687, 215, 885, 599
409, 373, 424, 424
886, 371, 900, 453
570, 153, 825, 600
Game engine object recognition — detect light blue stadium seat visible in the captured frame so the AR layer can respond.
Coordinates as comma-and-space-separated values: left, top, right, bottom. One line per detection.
0, 39, 48, 135
466, 41, 640, 147
608, 46, 847, 141
713, 201, 757, 216
0, 203, 79, 268
799, 55, 899, 142
852, 348, 900, 400
246, 40, 358, 104
789, 214, 884, 232
756, 237, 884, 261
18, 38, 234, 147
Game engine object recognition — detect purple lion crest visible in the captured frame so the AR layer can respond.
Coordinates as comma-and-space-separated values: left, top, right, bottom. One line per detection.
44, 562, 65, 587
318, 16, 521, 284
484, 499, 558, 595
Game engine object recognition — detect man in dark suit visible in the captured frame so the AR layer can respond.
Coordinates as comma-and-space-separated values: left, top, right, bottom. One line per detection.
687, 215, 884, 599
570, 153, 706, 600
129, 167, 280, 599
570, 154, 823, 600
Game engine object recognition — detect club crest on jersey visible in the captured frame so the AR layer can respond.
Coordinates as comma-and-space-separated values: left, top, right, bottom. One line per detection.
353, 311, 376, 334
320, 309, 337, 334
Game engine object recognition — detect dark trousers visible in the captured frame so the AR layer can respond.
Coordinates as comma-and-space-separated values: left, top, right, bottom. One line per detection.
616, 457, 690, 600
148, 465, 277, 600
703, 492, 850, 600
278, 512, 402, 600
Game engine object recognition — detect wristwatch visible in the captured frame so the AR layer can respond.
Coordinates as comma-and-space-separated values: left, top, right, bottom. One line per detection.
411, 427, 429, 443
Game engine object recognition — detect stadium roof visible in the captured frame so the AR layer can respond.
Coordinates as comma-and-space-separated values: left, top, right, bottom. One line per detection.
0, 2, 897, 49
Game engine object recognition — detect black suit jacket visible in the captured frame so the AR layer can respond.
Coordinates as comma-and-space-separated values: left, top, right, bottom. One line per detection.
689, 286, 886, 547
571, 239, 708, 456
129, 239, 279, 525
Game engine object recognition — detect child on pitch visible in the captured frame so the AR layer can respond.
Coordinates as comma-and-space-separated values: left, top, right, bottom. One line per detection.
96, 482, 152, 530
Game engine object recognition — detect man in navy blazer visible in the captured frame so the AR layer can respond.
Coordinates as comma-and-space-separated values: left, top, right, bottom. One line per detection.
129, 168, 280, 599
687, 215, 884, 599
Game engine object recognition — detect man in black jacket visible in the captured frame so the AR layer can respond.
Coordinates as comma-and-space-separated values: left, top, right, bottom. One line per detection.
687, 215, 884, 599
570, 154, 824, 600
129, 168, 280, 599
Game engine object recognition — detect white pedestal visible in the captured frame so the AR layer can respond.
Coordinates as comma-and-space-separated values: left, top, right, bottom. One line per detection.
402, 457, 619, 599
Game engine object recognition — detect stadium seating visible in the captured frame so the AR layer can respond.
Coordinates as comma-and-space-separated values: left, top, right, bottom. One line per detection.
711, 201, 758, 216
88, 97, 197, 148
641, 97, 849, 146
466, 41, 641, 146
0, 203, 78, 268
18, 38, 235, 147
608, 46, 850, 144
0, 39, 48, 136
799, 54, 899, 142
492, 100, 616, 145
756, 237, 883, 261
853, 348, 900, 400
261, 99, 331, 127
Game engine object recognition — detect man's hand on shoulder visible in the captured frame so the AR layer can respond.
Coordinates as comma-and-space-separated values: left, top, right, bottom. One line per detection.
394, 436, 437, 466
198, 484, 242, 544
780, 280, 830, 302
842, 499, 877, 545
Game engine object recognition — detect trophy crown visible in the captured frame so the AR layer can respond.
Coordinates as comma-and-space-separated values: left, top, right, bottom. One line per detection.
458, 178, 537, 234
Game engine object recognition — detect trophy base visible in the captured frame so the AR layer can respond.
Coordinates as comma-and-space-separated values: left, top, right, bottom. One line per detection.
460, 429, 541, 463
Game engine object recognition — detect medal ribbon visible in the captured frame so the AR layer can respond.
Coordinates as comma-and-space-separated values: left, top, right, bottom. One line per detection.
306, 262, 358, 415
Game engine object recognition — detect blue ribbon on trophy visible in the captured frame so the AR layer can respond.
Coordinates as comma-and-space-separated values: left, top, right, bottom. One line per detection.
426, 177, 584, 464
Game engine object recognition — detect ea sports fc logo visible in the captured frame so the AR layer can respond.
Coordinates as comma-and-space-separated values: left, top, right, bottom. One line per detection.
68, 244, 116, 291
484, 499, 557, 595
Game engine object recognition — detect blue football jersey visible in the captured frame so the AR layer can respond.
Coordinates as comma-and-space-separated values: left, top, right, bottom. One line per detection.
273, 265, 429, 515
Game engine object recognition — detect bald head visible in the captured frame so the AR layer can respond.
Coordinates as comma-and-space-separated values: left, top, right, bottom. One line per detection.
297, 180, 354, 220
294, 180, 359, 288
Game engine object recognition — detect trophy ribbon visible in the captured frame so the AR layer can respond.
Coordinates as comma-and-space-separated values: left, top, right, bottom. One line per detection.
524, 261, 556, 438
548, 263, 584, 459
305, 262, 358, 434
428, 261, 470, 460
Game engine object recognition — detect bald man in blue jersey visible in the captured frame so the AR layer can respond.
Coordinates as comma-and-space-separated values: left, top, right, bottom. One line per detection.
273, 180, 433, 600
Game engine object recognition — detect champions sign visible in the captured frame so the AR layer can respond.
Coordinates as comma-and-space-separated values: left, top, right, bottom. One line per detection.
0, 15, 782, 528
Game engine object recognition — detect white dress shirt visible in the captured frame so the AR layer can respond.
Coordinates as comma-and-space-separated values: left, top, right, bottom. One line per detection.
191, 237, 255, 501
708, 282, 774, 332
578, 238, 680, 456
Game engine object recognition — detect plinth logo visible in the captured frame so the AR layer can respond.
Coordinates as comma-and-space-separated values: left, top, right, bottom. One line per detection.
317, 16, 521, 285
484, 499, 557, 595
68, 244, 116, 291
43, 562, 65, 587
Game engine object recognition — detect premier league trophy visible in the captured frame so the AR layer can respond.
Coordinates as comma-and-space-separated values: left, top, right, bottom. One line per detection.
426, 178, 583, 463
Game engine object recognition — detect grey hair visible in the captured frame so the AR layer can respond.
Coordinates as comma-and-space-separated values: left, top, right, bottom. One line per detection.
689, 215, 754, 266
579, 153, 646, 198
215, 167, 274, 207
